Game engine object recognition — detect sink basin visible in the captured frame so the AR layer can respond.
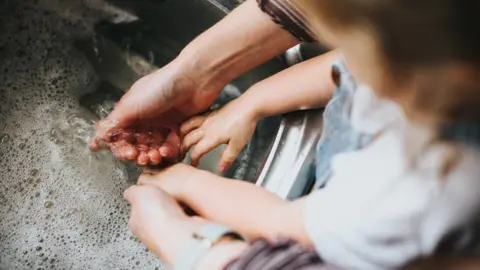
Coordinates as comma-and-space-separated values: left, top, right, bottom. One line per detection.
0, 0, 323, 269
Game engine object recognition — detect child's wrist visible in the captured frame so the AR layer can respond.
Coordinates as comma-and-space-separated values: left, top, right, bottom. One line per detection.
246, 105, 264, 122
179, 167, 216, 201
235, 92, 265, 121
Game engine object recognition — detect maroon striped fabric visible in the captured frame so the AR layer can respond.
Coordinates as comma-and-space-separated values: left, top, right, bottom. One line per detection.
224, 238, 338, 270
257, 0, 317, 42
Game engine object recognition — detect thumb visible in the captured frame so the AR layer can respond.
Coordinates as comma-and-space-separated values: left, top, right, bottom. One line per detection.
99, 71, 179, 133
123, 185, 140, 203
94, 98, 139, 141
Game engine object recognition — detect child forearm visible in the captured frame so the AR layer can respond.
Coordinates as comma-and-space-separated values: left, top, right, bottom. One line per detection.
240, 50, 341, 119
179, 170, 310, 244
180, 170, 284, 238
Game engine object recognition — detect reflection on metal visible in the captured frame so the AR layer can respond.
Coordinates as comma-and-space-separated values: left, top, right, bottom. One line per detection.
257, 110, 323, 199
281, 43, 328, 67
257, 44, 326, 199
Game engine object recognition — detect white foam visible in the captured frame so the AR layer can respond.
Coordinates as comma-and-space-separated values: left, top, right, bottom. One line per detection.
0, 0, 164, 269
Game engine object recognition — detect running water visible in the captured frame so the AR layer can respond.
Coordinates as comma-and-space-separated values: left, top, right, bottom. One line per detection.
0, 0, 163, 269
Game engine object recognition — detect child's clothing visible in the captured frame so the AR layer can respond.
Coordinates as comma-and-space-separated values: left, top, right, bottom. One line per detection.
314, 62, 372, 188
306, 62, 480, 270
257, 1, 480, 268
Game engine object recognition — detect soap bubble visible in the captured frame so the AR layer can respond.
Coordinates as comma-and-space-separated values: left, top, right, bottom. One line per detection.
0, 0, 164, 269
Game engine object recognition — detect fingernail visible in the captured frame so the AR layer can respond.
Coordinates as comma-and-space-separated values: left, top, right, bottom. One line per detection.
220, 166, 227, 173
160, 147, 170, 157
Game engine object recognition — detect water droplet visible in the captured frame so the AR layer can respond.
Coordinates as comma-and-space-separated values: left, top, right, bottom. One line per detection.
44, 201, 54, 209
29, 169, 39, 177
0, 134, 10, 144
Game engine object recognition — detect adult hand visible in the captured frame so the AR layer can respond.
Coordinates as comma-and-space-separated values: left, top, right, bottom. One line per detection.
124, 184, 206, 265
90, 60, 224, 166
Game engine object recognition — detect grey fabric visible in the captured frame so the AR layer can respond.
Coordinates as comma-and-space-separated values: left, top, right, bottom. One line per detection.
314, 62, 372, 189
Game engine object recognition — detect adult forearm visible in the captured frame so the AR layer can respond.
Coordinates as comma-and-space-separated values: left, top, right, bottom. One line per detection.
177, 0, 299, 92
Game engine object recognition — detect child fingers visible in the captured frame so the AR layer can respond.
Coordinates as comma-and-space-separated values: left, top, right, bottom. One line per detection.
181, 129, 205, 154
219, 138, 248, 172
180, 116, 208, 137
190, 138, 222, 167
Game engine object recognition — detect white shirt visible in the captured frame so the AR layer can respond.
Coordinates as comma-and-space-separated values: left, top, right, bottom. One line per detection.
304, 85, 480, 270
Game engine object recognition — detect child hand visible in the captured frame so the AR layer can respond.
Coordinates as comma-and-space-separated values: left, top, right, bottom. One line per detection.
140, 163, 199, 199
180, 100, 260, 172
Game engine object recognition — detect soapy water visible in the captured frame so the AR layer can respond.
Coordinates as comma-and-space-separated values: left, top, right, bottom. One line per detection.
0, 0, 163, 269
49, 112, 96, 148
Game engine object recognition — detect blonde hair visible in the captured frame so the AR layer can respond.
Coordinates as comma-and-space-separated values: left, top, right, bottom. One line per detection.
298, 0, 480, 126
298, 0, 480, 176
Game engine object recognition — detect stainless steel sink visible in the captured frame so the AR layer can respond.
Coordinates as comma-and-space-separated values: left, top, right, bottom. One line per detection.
0, 0, 323, 269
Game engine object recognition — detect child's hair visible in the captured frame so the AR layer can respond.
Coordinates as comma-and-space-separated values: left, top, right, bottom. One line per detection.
298, 0, 480, 125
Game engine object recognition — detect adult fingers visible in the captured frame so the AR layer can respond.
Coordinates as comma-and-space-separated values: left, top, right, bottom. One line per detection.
159, 130, 182, 160
121, 144, 140, 161
137, 151, 150, 166
91, 124, 135, 151
89, 137, 103, 151
148, 148, 162, 165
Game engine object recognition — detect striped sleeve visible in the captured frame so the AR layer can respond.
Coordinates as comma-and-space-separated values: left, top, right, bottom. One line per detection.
257, 0, 317, 42
223, 238, 331, 270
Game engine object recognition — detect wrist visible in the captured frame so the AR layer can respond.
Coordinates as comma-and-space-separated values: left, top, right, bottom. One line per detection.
175, 47, 228, 95
171, 220, 247, 270
150, 217, 207, 267
237, 87, 267, 121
